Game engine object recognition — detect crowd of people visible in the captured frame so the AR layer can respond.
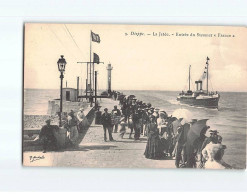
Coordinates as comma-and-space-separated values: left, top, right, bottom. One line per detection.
39, 108, 89, 153
39, 90, 229, 169
97, 91, 229, 169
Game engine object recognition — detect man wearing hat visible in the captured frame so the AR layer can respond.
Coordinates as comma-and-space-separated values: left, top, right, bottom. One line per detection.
111, 105, 121, 133
101, 108, 114, 141
132, 108, 142, 140
39, 119, 57, 153
150, 107, 154, 115
201, 130, 219, 151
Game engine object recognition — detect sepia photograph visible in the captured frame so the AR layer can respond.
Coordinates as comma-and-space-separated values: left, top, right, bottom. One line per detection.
23, 23, 246, 169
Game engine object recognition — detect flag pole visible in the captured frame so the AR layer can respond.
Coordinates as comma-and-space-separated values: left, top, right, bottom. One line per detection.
90, 31, 92, 92
92, 55, 95, 91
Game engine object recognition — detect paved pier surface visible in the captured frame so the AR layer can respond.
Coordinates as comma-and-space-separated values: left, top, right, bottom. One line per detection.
23, 98, 175, 168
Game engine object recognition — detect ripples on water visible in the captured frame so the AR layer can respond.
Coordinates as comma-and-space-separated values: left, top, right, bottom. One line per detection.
24, 89, 246, 168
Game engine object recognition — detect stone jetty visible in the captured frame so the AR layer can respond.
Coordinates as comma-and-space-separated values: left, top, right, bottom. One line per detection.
23, 98, 175, 168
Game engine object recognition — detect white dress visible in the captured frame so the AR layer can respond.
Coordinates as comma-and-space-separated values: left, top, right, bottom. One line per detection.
77, 111, 89, 127
202, 142, 226, 169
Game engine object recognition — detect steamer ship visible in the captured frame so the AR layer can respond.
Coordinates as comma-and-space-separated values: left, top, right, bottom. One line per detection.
177, 57, 220, 109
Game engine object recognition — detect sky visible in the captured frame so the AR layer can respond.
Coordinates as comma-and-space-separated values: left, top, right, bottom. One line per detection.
24, 24, 247, 92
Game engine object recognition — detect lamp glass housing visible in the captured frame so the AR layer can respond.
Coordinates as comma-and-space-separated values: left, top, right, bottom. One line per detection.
57, 55, 67, 72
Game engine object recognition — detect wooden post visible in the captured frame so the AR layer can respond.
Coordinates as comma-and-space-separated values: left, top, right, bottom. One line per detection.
95, 71, 97, 107
86, 79, 88, 100
59, 72, 64, 127
77, 76, 79, 99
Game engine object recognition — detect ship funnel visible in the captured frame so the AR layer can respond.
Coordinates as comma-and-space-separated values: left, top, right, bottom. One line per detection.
198, 80, 202, 90
195, 80, 203, 91
195, 81, 199, 91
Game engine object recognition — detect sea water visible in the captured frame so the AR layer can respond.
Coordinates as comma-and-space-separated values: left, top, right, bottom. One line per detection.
24, 89, 247, 169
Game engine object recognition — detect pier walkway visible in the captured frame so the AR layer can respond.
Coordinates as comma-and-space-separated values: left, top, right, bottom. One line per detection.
23, 98, 175, 168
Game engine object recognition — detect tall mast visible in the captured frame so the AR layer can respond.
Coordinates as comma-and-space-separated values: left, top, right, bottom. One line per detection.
189, 65, 191, 91
90, 31, 92, 91
206, 56, 210, 94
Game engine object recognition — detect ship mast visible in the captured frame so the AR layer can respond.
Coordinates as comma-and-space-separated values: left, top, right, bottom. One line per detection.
206, 56, 210, 94
189, 65, 191, 91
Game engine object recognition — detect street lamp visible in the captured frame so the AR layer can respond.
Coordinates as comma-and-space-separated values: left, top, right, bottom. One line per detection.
57, 55, 67, 127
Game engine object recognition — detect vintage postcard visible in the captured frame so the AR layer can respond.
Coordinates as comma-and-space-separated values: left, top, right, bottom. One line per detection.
23, 23, 246, 169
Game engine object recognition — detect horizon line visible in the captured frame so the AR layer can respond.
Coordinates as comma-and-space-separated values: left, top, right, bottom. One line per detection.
24, 88, 247, 93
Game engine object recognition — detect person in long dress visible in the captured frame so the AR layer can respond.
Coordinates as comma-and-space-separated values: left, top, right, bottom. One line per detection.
67, 110, 79, 147
144, 115, 165, 159
111, 105, 121, 133
202, 135, 227, 169
157, 112, 168, 155
77, 108, 89, 132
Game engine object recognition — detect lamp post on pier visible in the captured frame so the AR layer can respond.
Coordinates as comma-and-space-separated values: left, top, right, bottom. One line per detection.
57, 55, 67, 127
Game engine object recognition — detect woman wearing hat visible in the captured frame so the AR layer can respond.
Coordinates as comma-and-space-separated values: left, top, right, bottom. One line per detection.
77, 108, 89, 132
157, 112, 169, 156
144, 115, 165, 160
67, 110, 79, 147
111, 105, 121, 133
202, 135, 228, 169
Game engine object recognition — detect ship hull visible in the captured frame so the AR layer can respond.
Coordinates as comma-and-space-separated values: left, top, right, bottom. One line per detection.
177, 96, 219, 109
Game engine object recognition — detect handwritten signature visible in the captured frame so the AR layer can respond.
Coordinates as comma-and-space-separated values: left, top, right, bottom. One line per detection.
29, 155, 45, 163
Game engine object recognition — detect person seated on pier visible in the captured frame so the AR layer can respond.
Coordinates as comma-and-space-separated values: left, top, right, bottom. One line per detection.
101, 108, 114, 142
39, 119, 58, 153
111, 105, 121, 133
77, 108, 89, 132
67, 110, 79, 147
202, 135, 227, 169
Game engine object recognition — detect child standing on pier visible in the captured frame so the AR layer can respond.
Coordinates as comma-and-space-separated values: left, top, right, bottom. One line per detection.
119, 116, 127, 139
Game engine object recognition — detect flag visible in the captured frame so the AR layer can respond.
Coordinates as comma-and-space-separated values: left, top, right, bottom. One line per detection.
91, 31, 100, 43
207, 56, 210, 61
93, 53, 100, 64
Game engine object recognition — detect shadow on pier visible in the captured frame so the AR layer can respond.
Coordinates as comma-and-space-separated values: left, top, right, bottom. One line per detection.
23, 107, 96, 152
60, 145, 117, 152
